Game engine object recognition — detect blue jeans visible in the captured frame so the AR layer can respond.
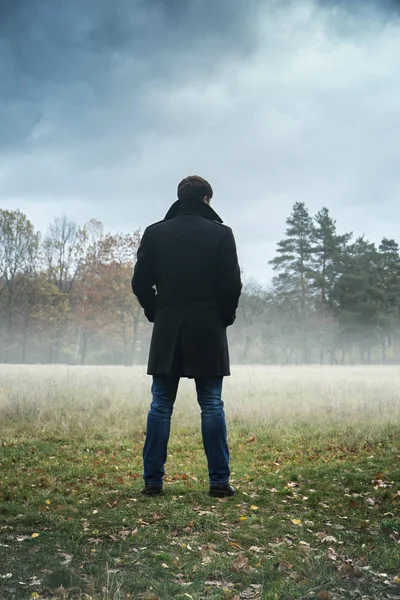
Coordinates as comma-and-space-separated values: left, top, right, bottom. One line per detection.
143, 375, 230, 486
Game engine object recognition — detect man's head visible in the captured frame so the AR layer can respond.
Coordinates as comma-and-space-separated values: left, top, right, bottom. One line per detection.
177, 176, 213, 205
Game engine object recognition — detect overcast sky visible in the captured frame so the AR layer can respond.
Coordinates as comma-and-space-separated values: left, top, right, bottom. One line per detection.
1, 0, 400, 283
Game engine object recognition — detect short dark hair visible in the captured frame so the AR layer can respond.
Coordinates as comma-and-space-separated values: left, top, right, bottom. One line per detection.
177, 175, 213, 202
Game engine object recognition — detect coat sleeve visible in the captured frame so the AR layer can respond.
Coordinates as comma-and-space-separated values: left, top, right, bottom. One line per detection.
131, 228, 156, 323
216, 226, 242, 326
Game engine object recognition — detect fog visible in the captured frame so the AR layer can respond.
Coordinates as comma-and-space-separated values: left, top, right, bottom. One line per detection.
1, 1, 400, 365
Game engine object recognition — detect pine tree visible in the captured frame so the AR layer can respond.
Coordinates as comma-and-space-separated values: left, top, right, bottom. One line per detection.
310, 207, 352, 306
269, 202, 314, 362
377, 238, 400, 362
269, 202, 314, 305
332, 237, 382, 363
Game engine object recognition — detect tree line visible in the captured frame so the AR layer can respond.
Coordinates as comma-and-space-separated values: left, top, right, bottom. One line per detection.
1, 205, 399, 365
233, 203, 400, 364
0, 211, 146, 365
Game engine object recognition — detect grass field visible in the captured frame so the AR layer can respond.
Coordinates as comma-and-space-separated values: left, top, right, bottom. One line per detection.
0, 365, 399, 600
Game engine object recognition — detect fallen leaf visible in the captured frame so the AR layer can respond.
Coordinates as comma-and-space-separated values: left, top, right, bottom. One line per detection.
250, 505, 259, 511
231, 553, 251, 572
239, 516, 247, 521
326, 547, 337, 561
291, 519, 302, 526
316, 533, 338, 543
31, 533, 40, 539
338, 563, 362, 579
58, 552, 73, 565
278, 560, 293, 572
229, 541, 243, 550
239, 588, 259, 599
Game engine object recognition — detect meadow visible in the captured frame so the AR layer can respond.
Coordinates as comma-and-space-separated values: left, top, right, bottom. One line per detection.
0, 365, 399, 600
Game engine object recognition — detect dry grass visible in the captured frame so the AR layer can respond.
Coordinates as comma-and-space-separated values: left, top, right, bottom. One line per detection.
0, 365, 399, 440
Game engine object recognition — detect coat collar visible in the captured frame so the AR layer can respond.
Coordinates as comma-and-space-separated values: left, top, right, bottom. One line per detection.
164, 198, 223, 223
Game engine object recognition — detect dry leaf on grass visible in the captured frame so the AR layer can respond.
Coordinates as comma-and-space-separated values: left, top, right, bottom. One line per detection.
205, 581, 234, 588
338, 562, 362, 579
58, 552, 73, 565
229, 541, 243, 550
231, 553, 251, 572
326, 547, 338, 561
249, 546, 265, 553
277, 560, 293, 572
316, 532, 338, 543
239, 586, 262, 599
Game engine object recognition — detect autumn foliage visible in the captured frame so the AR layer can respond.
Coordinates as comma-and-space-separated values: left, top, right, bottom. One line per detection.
0, 211, 149, 364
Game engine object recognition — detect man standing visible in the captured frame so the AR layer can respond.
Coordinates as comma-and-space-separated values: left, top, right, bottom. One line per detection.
132, 176, 242, 498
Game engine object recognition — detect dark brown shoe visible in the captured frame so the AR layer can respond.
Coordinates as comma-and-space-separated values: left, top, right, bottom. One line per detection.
209, 483, 235, 498
141, 484, 163, 497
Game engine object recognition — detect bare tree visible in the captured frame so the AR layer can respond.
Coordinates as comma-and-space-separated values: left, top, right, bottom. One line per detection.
0, 210, 40, 361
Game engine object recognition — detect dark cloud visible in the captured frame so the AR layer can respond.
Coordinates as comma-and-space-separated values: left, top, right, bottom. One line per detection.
0, 0, 257, 144
1, 0, 400, 282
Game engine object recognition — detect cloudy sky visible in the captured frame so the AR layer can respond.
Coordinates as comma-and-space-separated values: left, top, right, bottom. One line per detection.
1, 0, 400, 283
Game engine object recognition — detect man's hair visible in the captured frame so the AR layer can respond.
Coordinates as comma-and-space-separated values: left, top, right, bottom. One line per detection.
177, 175, 213, 202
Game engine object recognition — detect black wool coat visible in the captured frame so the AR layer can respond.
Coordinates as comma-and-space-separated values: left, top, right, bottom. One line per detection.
131, 199, 242, 377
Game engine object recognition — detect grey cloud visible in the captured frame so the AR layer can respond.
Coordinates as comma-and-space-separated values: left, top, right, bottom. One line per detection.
1, 0, 400, 282
0, 0, 256, 146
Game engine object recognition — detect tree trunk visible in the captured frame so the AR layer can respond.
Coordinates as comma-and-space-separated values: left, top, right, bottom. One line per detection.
381, 333, 387, 364
340, 348, 346, 365
80, 330, 88, 365
22, 326, 28, 363
367, 343, 371, 364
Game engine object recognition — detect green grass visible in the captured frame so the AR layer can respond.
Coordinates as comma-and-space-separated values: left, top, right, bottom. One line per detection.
1, 426, 399, 600
0, 366, 399, 599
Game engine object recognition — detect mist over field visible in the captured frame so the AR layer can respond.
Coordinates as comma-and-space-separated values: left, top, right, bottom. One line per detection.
1, 3, 400, 598
1, 364, 400, 434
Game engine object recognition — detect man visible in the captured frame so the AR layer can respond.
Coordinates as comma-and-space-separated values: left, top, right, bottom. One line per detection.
132, 175, 242, 498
